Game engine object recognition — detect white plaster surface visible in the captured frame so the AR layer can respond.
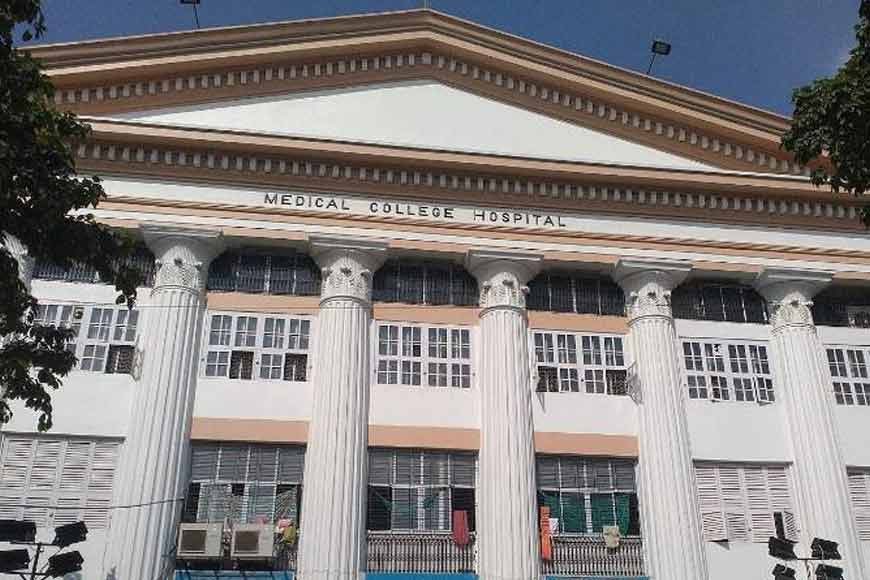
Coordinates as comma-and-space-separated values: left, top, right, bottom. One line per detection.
114, 80, 714, 171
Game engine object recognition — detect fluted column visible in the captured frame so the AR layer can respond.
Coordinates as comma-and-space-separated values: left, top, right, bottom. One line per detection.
466, 249, 541, 580
614, 259, 708, 580
755, 269, 866, 576
296, 236, 386, 580
104, 226, 223, 580
3, 233, 35, 291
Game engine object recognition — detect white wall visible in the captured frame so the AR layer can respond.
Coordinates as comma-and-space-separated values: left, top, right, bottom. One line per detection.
369, 383, 478, 429
533, 392, 637, 436
706, 541, 781, 580
193, 378, 313, 422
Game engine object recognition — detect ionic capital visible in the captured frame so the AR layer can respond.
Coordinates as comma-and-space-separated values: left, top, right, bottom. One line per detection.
142, 225, 224, 293
614, 259, 691, 323
309, 235, 388, 304
754, 268, 832, 332
465, 249, 541, 311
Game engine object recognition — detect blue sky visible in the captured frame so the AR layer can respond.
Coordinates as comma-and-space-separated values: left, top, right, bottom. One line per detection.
22, 0, 862, 116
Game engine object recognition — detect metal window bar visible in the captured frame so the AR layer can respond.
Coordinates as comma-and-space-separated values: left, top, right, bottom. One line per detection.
366, 531, 476, 573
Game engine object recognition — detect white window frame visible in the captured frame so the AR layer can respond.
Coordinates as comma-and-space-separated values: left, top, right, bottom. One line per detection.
35, 303, 139, 374
826, 345, 870, 406
373, 322, 473, 389
202, 311, 313, 382
0, 434, 121, 529
694, 462, 798, 543
531, 331, 627, 395
681, 339, 774, 404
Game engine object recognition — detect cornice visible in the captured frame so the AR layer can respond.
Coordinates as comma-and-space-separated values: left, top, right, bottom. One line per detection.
74, 120, 864, 232
28, 10, 808, 175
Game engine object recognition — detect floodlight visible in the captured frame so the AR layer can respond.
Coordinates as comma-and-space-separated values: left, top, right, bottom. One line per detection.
815, 564, 844, 580
0, 549, 30, 573
773, 563, 797, 580
45, 551, 84, 578
0, 519, 36, 542
769, 536, 798, 560
811, 538, 841, 560
53, 521, 88, 548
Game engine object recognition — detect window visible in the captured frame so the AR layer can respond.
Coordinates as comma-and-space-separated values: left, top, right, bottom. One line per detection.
0, 436, 120, 529
373, 260, 478, 306
533, 332, 627, 395
694, 463, 797, 543
681, 340, 774, 404
671, 282, 768, 324
183, 442, 305, 525
32, 247, 156, 287
366, 449, 476, 533
35, 304, 139, 374
203, 312, 312, 382
527, 272, 625, 316
375, 324, 472, 388
826, 347, 870, 406
208, 251, 321, 296
813, 286, 870, 328
535, 455, 639, 536
847, 469, 870, 540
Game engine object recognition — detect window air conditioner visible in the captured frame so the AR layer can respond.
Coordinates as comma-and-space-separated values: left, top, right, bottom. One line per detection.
177, 523, 223, 560
230, 524, 274, 559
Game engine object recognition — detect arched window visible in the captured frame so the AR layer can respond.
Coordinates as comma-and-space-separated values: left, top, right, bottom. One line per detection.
32, 246, 156, 287
372, 259, 478, 306
207, 250, 321, 296
526, 272, 625, 316
671, 281, 768, 324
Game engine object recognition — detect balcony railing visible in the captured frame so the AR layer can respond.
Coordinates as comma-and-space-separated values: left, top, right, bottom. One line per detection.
542, 535, 644, 577
366, 531, 476, 573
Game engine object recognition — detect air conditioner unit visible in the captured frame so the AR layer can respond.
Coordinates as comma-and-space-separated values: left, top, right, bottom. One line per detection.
230, 524, 274, 560
177, 523, 223, 560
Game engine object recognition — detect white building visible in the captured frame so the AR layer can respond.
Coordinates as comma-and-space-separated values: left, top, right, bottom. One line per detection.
2, 9, 870, 580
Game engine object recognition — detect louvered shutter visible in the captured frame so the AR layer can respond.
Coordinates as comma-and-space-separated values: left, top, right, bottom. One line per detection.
394, 451, 415, 486
745, 466, 775, 542
218, 445, 248, 481
248, 446, 278, 483
612, 460, 636, 491
695, 464, 726, 541
559, 456, 581, 489
767, 466, 799, 541
536, 456, 559, 488
450, 453, 475, 487
369, 449, 393, 485
719, 466, 749, 541
190, 444, 219, 480
848, 470, 870, 540
589, 460, 613, 490
60, 442, 90, 492
1, 437, 33, 490
31, 440, 62, 490
423, 488, 449, 531
277, 446, 305, 484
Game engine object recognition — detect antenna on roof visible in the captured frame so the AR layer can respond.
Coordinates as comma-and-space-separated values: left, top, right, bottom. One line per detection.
180, 0, 202, 29
646, 38, 672, 75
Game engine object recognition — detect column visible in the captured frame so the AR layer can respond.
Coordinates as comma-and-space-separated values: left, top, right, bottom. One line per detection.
613, 259, 708, 580
466, 249, 541, 580
755, 269, 866, 576
296, 236, 386, 580
3, 233, 35, 291
104, 225, 223, 580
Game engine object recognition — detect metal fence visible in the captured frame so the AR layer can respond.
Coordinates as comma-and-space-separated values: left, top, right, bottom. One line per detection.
542, 535, 643, 577
366, 532, 476, 573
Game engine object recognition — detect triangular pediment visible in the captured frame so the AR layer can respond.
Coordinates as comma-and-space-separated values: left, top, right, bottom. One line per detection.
111, 80, 713, 171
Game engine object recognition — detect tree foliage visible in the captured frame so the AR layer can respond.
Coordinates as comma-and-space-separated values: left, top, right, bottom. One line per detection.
1, 0, 141, 430
782, 0, 870, 225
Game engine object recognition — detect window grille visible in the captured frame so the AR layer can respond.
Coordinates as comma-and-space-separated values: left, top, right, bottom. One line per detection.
535, 455, 639, 536
32, 247, 156, 287
527, 273, 625, 316
366, 449, 476, 533
207, 251, 321, 296
372, 260, 478, 306
826, 346, 870, 406
671, 282, 768, 324
375, 323, 472, 388
813, 286, 870, 328
0, 435, 120, 529
694, 462, 797, 543
184, 442, 305, 525
34, 303, 139, 374
681, 340, 774, 404
847, 469, 870, 540
532, 331, 627, 395
203, 312, 312, 382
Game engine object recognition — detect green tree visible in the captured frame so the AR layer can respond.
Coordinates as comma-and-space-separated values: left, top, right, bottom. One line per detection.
782, 0, 870, 225
1, 0, 142, 431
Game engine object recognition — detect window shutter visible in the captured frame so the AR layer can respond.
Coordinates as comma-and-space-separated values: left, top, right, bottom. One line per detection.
0, 437, 33, 491
589, 460, 613, 491
31, 440, 62, 490
559, 456, 581, 489
695, 464, 726, 541
536, 456, 559, 488
368, 449, 393, 486
277, 446, 305, 484
191, 444, 219, 480
59, 441, 90, 492
450, 453, 475, 487
218, 445, 248, 481
745, 467, 774, 542
248, 446, 278, 483
612, 460, 636, 491
718, 466, 749, 541
848, 470, 870, 540
767, 466, 798, 541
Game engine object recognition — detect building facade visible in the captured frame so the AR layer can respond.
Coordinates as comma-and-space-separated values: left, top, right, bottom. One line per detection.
2, 9, 870, 580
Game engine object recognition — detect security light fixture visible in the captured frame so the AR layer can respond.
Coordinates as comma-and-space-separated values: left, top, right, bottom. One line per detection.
811, 538, 841, 560
45, 550, 84, 578
0, 519, 36, 542
0, 549, 30, 573
768, 536, 798, 560
815, 564, 844, 580
772, 564, 797, 580
53, 521, 88, 548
